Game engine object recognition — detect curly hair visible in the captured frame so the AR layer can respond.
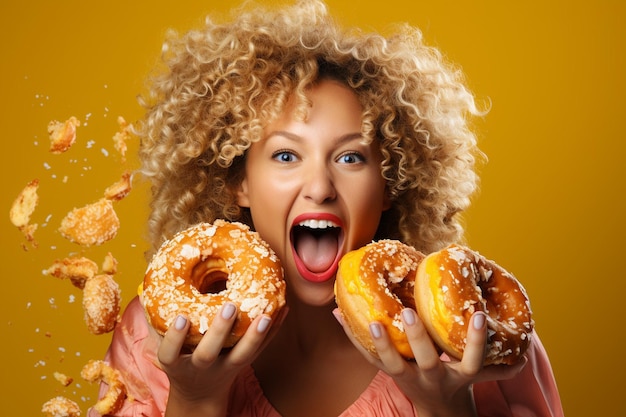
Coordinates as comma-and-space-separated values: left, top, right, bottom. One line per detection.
137, 0, 484, 257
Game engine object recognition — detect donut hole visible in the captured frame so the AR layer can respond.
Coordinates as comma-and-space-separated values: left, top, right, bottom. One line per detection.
388, 277, 417, 311
198, 272, 228, 294
191, 257, 228, 294
479, 271, 520, 323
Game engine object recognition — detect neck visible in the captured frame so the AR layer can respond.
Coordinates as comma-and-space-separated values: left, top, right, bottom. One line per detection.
287, 297, 347, 354
260, 288, 353, 361
251, 291, 380, 417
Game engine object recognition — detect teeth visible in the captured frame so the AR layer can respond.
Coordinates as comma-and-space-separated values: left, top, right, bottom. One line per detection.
297, 219, 339, 229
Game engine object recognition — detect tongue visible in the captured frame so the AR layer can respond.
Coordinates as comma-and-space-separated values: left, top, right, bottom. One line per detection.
296, 232, 338, 273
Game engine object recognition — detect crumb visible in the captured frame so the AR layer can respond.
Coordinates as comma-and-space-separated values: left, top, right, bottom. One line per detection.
9, 180, 39, 228
42, 396, 81, 417
81, 360, 126, 415
45, 256, 98, 289
82, 275, 121, 335
9, 179, 40, 247
48, 117, 80, 154
59, 198, 120, 246
101, 252, 118, 275
53, 371, 74, 387
112, 116, 134, 162
103, 171, 132, 201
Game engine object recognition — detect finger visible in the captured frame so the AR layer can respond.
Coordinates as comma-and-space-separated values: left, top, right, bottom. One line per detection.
225, 306, 289, 367
333, 309, 385, 368
460, 312, 487, 376
227, 314, 273, 366
333, 306, 385, 361
192, 302, 238, 367
475, 355, 528, 383
158, 315, 190, 366
402, 308, 441, 372
369, 322, 407, 375
273, 305, 289, 329
332, 308, 344, 326
261, 305, 289, 347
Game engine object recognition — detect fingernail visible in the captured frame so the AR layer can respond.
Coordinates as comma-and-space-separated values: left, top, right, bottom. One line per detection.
257, 316, 271, 333
369, 323, 382, 339
332, 308, 344, 325
221, 303, 237, 319
473, 312, 486, 330
174, 315, 187, 330
402, 309, 416, 326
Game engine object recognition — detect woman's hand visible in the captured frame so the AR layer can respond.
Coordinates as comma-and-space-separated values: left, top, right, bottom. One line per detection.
337, 309, 526, 417
158, 303, 287, 417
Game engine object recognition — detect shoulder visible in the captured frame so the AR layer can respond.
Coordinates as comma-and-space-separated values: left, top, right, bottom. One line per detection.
102, 296, 169, 416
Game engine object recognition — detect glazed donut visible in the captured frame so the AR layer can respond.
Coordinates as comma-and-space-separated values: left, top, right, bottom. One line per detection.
415, 244, 534, 365
335, 240, 424, 359
142, 220, 286, 347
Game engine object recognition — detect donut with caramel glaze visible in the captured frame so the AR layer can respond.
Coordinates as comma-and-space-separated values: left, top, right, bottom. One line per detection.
142, 220, 286, 346
335, 240, 424, 359
415, 244, 533, 365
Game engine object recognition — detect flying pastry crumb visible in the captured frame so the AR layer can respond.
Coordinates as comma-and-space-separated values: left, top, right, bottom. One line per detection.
9, 178, 40, 248
10, 179, 39, 228
48, 117, 80, 154
58, 198, 120, 246
101, 252, 118, 275
103, 171, 132, 201
112, 116, 134, 162
45, 256, 99, 290
82, 274, 121, 335
53, 371, 74, 387
81, 360, 126, 415
41, 396, 81, 417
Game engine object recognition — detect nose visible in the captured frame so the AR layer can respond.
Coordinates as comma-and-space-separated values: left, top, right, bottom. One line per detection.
303, 165, 337, 204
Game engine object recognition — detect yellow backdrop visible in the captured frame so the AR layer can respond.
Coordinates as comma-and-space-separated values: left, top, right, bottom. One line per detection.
1, 1, 623, 415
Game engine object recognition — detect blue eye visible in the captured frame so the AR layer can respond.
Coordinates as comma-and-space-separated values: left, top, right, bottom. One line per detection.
338, 152, 364, 164
273, 150, 297, 163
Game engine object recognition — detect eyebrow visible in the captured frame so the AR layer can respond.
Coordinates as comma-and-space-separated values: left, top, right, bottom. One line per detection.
268, 130, 365, 144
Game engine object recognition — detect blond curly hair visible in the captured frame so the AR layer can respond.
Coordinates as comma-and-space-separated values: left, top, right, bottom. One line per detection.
138, 0, 484, 257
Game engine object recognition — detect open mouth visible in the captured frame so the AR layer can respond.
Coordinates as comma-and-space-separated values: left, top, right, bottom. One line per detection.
291, 216, 344, 283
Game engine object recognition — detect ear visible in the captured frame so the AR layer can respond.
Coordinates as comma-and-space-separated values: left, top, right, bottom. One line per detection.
236, 177, 251, 208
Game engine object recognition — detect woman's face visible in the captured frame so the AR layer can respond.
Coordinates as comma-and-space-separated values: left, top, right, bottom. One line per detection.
237, 79, 390, 306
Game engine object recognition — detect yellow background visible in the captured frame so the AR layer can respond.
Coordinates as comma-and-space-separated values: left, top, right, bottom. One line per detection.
1, 1, 623, 415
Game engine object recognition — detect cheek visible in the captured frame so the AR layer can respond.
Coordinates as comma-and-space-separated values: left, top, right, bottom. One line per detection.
355, 174, 387, 211
346, 182, 388, 243
248, 193, 280, 231
359, 203, 385, 236
246, 187, 290, 249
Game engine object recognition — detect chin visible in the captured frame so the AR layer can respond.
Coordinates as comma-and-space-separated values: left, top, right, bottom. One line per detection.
286, 280, 337, 308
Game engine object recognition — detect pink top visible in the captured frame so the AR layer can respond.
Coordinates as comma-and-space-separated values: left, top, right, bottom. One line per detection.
91, 297, 563, 417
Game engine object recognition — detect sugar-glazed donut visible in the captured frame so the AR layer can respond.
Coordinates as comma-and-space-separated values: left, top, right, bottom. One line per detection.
335, 240, 424, 359
142, 220, 286, 346
415, 244, 533, 365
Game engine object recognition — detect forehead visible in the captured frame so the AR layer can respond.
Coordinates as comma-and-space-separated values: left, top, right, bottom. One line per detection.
270, 79, 363, 127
